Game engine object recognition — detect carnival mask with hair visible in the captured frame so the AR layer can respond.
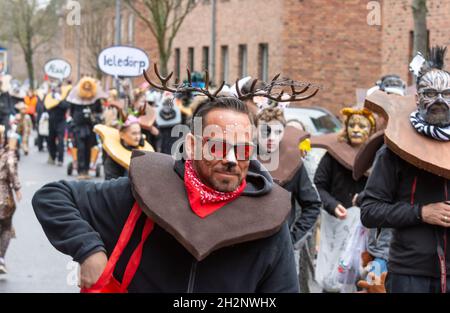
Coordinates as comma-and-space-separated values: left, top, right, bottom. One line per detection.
409, 46, 450, 141
341, 108, 376, 147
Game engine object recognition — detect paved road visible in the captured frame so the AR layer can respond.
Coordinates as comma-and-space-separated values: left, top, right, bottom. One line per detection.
0, 137, 96, 293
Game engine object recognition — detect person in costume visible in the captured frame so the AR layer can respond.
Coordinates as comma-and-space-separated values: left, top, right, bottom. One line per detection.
361, 46, 450, 293
8, 80, 25, 110
313, 107, 377, 292
45, 83, 71, 166
0, 76, 13, 131
255, 103, 321, 286
131, 87, 159, 146
31, 67, 302, 293
367, 74, 407, 97
157, 93, 182, 155
13, 102, 33, 156
254, 101, 321, 239
24, 89, 38, 129
35, 88, 48, 152
66, 77, 106, 178
95, 105, 154, 181
0, 125, 22, 274
314, 107, 376, 219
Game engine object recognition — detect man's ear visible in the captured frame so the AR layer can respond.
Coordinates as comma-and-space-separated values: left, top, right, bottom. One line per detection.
185, 133, 196, 161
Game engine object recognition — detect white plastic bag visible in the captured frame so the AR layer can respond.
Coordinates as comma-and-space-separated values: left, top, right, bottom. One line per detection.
38, 112, 49, 137
315, 207, 361, 292
335, 222, 368, 287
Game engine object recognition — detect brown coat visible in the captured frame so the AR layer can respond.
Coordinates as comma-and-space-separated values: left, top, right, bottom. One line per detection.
0, 148, 20, 220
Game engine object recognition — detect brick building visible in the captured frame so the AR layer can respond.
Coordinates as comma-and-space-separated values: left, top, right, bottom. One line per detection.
61, 1, 159, 89
54, 0, 450, 113
165, 0, 450, 113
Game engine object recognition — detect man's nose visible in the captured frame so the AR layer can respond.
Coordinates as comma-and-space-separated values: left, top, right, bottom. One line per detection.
224, 146, 237, 164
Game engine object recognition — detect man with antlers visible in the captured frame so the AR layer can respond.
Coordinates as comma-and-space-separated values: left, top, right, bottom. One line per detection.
31, 65, 322, 293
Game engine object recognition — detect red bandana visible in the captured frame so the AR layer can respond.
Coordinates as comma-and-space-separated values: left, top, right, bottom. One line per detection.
184, 160, 247, 218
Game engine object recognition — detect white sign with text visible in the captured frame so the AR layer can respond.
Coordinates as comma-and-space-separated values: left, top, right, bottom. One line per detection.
98, 46, 150, 77
44, 59, 72, 81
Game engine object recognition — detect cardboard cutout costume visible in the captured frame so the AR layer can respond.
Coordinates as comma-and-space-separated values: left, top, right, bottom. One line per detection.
258, 126, 309, 186
360, 46, 450, 294
366, 91, 450, 179
94, 125, 153, 170
67, 77, 106, 176
95, 102, 155, 180
255, 99, 321, 246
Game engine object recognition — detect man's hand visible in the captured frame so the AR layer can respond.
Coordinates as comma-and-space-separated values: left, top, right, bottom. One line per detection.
334, 204, 348, 220
357, 272, 387, 293
421, 202, 450, 227
79, 251, 108, 289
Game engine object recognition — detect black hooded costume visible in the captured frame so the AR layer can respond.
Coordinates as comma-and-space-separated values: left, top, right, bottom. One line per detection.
32, 152, 299, 292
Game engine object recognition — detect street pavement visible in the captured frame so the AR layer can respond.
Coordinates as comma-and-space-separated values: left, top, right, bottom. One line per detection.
0, 136, 97, 293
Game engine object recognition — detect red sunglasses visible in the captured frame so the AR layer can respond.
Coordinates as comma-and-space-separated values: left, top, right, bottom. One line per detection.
198, 137, 255, 161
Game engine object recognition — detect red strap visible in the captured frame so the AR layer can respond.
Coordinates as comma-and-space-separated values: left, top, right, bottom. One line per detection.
88, 202, 142, 291
410, 176, 418, 206
120, 218, 154, 292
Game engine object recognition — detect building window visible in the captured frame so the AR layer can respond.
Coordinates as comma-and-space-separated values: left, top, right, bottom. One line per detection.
175, 48, 181, 81
221, 45, 229, 83
258, 44, 269, 81
238, 44, 248, 77
202, 46, 209, 71
188, 47, 195, 71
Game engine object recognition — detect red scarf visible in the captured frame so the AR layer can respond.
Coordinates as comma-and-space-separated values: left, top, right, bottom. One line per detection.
184, 160, 247, 218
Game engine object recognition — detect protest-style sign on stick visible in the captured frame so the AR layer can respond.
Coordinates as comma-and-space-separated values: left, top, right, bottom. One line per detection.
98, 46, 150, 78
44, 59, 72, 81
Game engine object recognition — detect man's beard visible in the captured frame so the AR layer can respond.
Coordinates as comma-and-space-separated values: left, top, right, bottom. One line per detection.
419, 101, 450, 126
210, 163, 242, 192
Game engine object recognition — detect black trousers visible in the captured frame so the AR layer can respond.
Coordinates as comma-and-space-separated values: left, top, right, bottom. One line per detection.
37, 135, 47, 151
386, 273, 450, 293
74, 129, 96, 174
48, 122, 66, 162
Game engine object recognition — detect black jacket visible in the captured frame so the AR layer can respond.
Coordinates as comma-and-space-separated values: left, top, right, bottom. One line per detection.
314, 152, 367, 217
361, 145, 450, 278
48, 99, 70, 127
283, 165, 321, 244
103, 153, 127, 181
0, 92, 12, 119
32, 163, 299, 293
69, 100, 103, 128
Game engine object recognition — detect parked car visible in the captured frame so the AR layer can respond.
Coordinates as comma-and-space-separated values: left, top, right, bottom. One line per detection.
284, 107, 342, 179
284, 107, 341, 135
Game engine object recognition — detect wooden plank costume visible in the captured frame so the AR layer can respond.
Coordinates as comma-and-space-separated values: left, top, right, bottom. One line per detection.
360, 46, 450, 293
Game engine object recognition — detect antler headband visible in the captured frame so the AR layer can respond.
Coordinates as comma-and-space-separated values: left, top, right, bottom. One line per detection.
143, 64, 320, 103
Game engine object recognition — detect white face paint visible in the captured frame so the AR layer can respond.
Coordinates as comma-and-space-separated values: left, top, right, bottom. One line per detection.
417, 70, 450, 126
257, 120, 285, 154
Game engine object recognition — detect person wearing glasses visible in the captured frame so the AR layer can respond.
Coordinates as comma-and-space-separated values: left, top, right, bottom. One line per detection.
32, 90, 299, 292
361, 46, 450, 293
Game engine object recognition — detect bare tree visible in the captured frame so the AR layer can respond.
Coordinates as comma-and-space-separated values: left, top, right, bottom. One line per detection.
124, 0, 197, 75
80, 0, 115, 79
0, 0, 60, 88
412, 0, 428, 57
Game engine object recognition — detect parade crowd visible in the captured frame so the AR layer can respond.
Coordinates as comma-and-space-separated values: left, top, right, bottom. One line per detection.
0, 45, 449, 294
